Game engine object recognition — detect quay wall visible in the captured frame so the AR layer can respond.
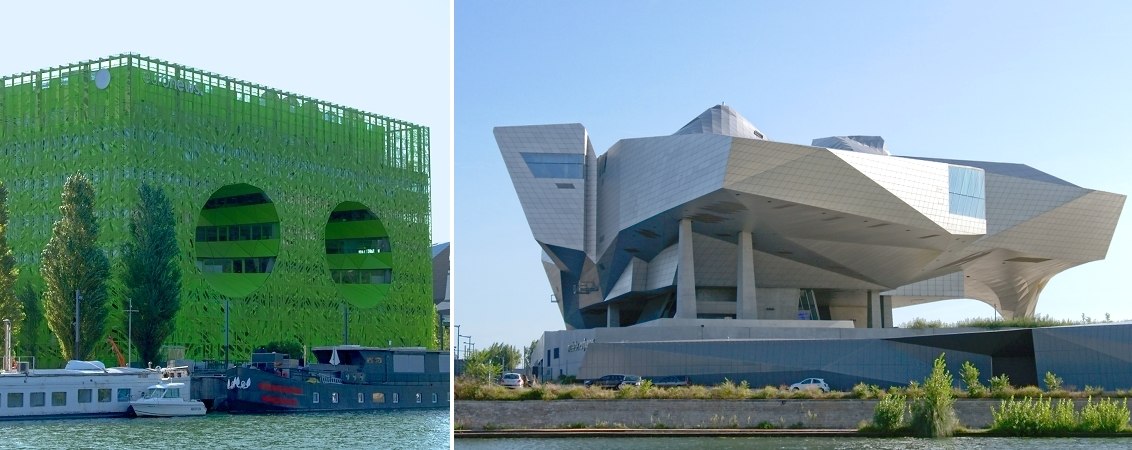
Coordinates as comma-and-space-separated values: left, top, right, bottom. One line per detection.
455, 399, 1097, 430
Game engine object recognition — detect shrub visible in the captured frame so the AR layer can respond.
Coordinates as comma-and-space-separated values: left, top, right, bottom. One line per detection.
904, 318, 944, 329
1012, 386, 1044, 398
870, 393, 907, 432
904, 380, 924, 399
990, 374, 1012, 398
992, 395, 1128, 435
1044, 371, 1063, 392
712, 379, 751, 400
960, 361, 986, 398
992, 396, 1055, 436
1084, 385, 1105, 396
1052, 398, 1077, 431
852, 382, 883, 399
910, 354, 958, 437
1079, 397, 1130, 432
615, 379, 655, 399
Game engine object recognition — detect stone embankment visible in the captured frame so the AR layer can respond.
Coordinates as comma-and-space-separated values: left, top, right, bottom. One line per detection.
455, 398, 1096, 430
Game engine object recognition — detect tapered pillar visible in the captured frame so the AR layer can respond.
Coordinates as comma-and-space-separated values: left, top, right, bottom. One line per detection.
607, 303, 621, 327
675, 218, 698, 319
867, 290, 882, 328
736, 231, 758, 319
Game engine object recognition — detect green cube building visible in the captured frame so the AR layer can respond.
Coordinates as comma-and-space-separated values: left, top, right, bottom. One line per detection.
0, 54, 433, 366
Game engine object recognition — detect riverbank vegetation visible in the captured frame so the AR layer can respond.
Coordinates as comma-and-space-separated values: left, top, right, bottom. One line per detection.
902, 313, 1114, 330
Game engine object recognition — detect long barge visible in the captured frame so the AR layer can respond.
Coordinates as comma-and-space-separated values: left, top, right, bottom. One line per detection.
225, 345, 449, 413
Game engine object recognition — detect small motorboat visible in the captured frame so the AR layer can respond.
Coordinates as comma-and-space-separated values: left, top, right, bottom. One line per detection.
129, 382, 206, 417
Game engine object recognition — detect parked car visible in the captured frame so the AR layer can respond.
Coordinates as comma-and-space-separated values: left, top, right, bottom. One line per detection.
789, 377, 830, 393
500, 372, 524, 389
586, 374, 642, 390
648, 375, 691, 387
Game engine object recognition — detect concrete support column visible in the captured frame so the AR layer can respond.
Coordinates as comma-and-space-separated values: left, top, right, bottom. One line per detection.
880, 295, 893, 328
606, 303, 620, 328
867, 290, 882, 328
675, 218, 698, 319
736, 230, 758, 320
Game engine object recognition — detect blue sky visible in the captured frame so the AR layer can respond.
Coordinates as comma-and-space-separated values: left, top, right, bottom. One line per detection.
455, 1, 1132, 352
0, 1, 451, 245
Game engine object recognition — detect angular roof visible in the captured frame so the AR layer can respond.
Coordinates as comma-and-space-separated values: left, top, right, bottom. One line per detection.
673, 104, 766, 140
812, 136, 890, 155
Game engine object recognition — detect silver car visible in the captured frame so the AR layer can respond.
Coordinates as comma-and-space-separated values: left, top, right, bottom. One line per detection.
789, 377, 830, 393
500, 372, 524, 389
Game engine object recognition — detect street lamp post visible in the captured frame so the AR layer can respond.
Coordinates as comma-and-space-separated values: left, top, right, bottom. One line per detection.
224, 297, 230, 369
125, 298, 138, 368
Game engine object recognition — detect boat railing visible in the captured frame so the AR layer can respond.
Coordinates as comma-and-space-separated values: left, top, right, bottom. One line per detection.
6, 355, 35, 373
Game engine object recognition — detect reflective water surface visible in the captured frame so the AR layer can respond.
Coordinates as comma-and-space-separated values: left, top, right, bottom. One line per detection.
456, 436, 1132, 450
4, 409, 449, 449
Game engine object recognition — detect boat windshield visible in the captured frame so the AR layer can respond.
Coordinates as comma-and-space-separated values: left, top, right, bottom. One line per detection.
143, 388, 165, 399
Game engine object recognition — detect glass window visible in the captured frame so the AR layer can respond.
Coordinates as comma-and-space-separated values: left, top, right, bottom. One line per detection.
358, 393, 364, 404
372, 393, 385, 403
7, 392, 23, 408
331, 392, 338, 404
392, 393, 399, 404
415, 393, 421, 403
117, 388, 131, 402
78, 389, 92, 403
313, 392, 320, 404
432, 393, 438, 404
948, 166, 986, 219
52, 392, 66, 406
31, 392, 45, 407
521, 152, 584, 179
98, 389, 111, 403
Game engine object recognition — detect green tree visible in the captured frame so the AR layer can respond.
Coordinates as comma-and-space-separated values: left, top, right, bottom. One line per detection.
0, 182, 19, 332
522, 339, 539, 369
910, 353, 958, 437
41, 173, 111, 360
462, 349, 503, 382
481, 342, 522, 371
120, 184, 181, 365
16, 283, 41, 357
960, 361, 986, 398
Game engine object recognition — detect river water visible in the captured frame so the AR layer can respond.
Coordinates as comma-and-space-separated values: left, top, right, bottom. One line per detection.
456, 436, 1132, 449
3, 409, 450, 449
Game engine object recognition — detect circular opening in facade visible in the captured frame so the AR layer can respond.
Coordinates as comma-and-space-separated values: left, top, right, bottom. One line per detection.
325, 202, 392, 309
194, 183, 280, 298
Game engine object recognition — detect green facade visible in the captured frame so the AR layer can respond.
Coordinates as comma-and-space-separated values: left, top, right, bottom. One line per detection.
0, 54, 433, 366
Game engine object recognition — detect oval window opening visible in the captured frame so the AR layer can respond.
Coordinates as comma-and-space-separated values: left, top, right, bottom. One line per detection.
194, 183, 280, 298
325, 202, 391, 308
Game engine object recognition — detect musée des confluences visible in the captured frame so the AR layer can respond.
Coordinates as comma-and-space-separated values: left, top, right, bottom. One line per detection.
497, 104, 1127, 389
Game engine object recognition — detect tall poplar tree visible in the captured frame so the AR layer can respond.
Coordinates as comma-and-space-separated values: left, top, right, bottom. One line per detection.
121, 183, 181, 365
17, 283, 41, 358
0, 182, 19, 331
41, 173, 110, 360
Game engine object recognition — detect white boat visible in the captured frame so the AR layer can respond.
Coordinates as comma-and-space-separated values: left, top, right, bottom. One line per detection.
0, 360, 163, 420
1, 319, 163, 420
129, 382, 206, 417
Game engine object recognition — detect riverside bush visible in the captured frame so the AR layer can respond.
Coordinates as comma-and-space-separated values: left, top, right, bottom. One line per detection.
1079, 397, 1130, 432
991, 396, 1061, 436
910, 354, 958, 437
870, 393, 907, 432
990, 374, 1012, 398
852, 382, 883, 399
960, 361, 986, 398
1044, 371, 1063, 392
992, 395, 1129, 435
712, 379, 751, 399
